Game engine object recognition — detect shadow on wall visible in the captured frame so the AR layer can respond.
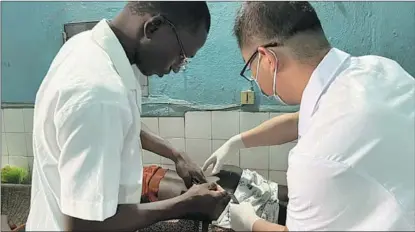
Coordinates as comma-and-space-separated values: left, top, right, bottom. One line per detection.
1, 1, 414, 104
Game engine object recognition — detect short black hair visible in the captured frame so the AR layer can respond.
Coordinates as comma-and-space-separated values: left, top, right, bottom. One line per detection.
127, 1, 211, 34
234, 1, 327, 49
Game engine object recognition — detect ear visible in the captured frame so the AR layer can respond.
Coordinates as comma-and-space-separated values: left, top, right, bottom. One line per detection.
143, 15, 165, 39
258, 47, 277, 72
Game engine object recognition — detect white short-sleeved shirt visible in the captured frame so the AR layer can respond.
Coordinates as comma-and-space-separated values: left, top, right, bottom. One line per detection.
287, 48, 415, 231
26, 19, 144, 230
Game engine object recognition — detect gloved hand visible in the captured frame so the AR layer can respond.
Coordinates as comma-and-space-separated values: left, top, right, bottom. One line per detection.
230, 202, 261, 231
202, 134, 245, 174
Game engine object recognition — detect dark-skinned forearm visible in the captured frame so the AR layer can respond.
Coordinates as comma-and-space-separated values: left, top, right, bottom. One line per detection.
64, 195, 189, 231
140, 125, 181, 162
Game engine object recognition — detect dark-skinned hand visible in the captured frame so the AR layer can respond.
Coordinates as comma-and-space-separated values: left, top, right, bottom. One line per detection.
181, 182, 231, 221
175, 152, 207, 188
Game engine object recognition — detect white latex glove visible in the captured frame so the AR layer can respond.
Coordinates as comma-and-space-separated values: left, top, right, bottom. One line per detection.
230, 202, 261, 231
202, 134, 245, 174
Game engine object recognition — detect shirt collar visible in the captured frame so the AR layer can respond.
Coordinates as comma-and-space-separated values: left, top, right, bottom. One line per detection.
298, 48, 351, 136
91, 19, 137, 90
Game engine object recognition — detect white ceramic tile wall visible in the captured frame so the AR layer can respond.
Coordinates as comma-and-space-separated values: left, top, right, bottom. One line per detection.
1, 109, 295, 186
1, 111, 4, 131
240, 146, 269, 169
143, 149, 161, 165
25, 133, 34, 157
269, 142, 296, 171
269, 171, 288, 185
2, 133, 8, 156
28, 157, 34, 171
159, 117, 185, 138
186, 138, 212, 166
1, 109, 32, 171
3, 109, 25, 133
211, 111, 239, 139
22, 109, 34, 132
2, 156, 8, 168
6, 133, 27, 156
141, 117, 160, 165
185, 111, 212, 139
253, 169, 269, 180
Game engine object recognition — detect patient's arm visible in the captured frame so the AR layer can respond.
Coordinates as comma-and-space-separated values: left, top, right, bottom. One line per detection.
159, 165, 243, 201
159, 165, 288, 203
157, 165, 289, 224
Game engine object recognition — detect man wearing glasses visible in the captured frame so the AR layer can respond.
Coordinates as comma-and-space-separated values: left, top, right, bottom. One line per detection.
26, 2, 230, 231
203, 2, 414, 231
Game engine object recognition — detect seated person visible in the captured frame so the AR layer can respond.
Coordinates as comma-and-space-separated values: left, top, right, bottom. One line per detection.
141, 164, 289, 229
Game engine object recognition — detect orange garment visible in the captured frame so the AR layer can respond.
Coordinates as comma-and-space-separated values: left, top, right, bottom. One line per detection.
141, 165, 168, 202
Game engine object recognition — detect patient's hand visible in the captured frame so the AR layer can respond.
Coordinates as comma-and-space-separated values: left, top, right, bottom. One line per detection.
182, 183, 231, 220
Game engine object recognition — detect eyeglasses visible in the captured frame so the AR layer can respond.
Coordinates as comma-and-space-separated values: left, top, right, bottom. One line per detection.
239, 42, 281, 82
162, 16, 190, 69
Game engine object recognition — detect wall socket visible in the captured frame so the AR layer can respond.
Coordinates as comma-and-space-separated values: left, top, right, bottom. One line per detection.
241, 90, 255, 105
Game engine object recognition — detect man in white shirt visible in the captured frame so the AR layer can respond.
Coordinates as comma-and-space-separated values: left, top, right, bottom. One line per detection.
203, 2, 415, 231
26, 2, 230, 231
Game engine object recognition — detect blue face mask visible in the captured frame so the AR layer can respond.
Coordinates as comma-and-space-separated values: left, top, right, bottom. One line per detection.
252, 52, 289, 105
